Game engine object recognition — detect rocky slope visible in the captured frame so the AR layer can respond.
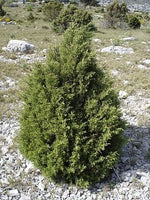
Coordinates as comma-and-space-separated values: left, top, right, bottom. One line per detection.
98, 0, 150, 12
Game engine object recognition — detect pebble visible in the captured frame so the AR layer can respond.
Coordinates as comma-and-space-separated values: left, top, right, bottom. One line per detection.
8, 189, 19, 196
19, 194, 31, 200
119, 90, 128, 99
137, 64, 148, 69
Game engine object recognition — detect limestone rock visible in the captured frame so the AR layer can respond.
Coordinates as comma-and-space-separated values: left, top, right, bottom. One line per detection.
8, 189, 19, 196
4, 40, 35, 53
93, 38, 101, 43
119, 90, 128, 99
101, 46, 134, 54
137, 64, 147, 69
142, 59, 150, 66
121, 37, 135, 41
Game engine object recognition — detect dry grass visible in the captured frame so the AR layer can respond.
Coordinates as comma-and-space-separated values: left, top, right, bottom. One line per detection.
0, 3, 60, 51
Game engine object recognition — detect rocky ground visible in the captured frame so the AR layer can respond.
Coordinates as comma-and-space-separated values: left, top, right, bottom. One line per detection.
98, 0, 150, 13
1, 38, 150, 200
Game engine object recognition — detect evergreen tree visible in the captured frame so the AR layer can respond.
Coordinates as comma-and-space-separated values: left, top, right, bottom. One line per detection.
42, 1, 63, 22
19, 26, 126, 188
104, 0, 128, 28
52, 4, 95, 33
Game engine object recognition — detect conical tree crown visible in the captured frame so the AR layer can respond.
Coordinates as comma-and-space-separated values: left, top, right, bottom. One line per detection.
19, 26, 125, 188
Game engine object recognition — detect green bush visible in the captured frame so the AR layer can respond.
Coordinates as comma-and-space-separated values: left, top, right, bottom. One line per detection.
19, 26, 126, 188
127, 15, 141, 29
0, 0, 6, 16
52, 4, 78, 32
42, 1, 63, 22
53, 4, 95, 33
80, 0, 99, 6
0, 6, 5, 16
27, 5, 34, 12
26, 0, 36, 2
104, 0, 128, 28
27, 12, 35, 21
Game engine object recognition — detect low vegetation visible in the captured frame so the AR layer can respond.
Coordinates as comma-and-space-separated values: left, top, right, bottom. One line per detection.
104, 0, 128, 28
0, 0, 6, 16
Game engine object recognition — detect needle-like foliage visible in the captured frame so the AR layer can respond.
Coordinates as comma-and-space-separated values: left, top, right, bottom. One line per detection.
19, 26, 125, 188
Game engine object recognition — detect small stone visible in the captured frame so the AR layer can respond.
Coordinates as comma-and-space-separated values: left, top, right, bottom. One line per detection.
8, 189, 19, 196
42, 49, 47, 53
142, 59, 150, 66
25, 161, 34, 173
57, 187, 63, 195
19, 194, 30, 200
91, 193, 97, 200
143, 187, 149, 192
119, 91, 128, 99
137, 64, 147, 69
1, 146, 9, 154
141, 176, 149, 185
111, 70, 119, 76
121, 37, 135, 41
121, 157, 129, 163
123, 80, 129, 85
126, 61, 131, 65
86, 197, 93, 200
62, 190, 70, 199
93, 38, 101, 43
2, 22, 7, 25
38, 182, 45, 191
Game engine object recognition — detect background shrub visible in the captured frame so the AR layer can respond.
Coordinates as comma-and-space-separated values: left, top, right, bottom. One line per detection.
0, 0, 6, 16
52, 4, 78, 32
19, 26, 126, 188
104, 0, 128, 28
27, 5, 34, 12
0, 7, 5, 16
42, 1, 63, 22
127, 15, 141, 29
52, 4, 95, 33
27, 12, 35, 21
80, 0, 99, 6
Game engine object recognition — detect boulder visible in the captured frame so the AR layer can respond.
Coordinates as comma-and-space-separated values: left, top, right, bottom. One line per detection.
101, 46, 134, 55
4, 40, 35, 53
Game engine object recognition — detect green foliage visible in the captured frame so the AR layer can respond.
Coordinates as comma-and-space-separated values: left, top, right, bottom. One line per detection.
52, 4, 95, 33
0, 0, 6, 16
27, 0, 36, 2
127, 15, 141, 29
146, 148, 150, 160
42, 1, 63, 22
52, 4, 78, 32
27, 12, 35, 21
80, 0, 99, 6
0, 7, 6, 16
104, 0, 128, 28
27, 5, 34, 12
19, 26, 126, 188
